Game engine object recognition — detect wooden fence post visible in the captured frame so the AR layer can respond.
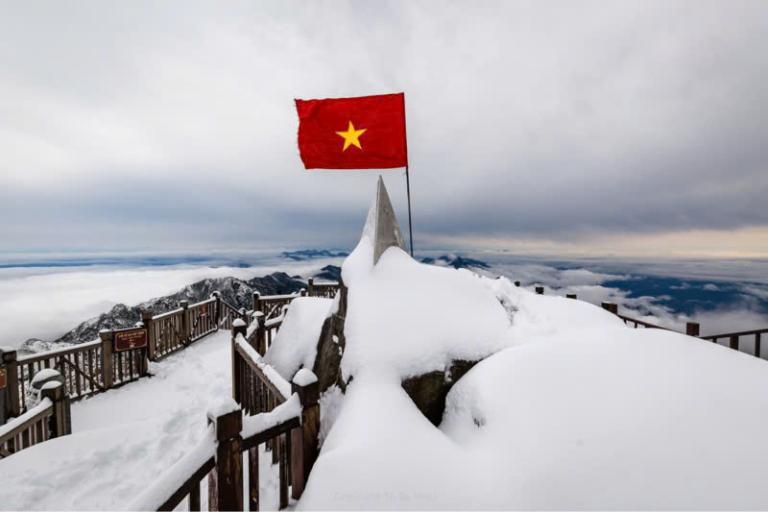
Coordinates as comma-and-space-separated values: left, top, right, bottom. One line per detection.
99, 330, 114, 390
300, 289, 307, 297
230, 325, 245, 404
180, 300, 190, 345
142, 310, 156, 362
41, 381, 71, 438
212, 292, 222, 327
252, 292, 261, 315
207, 406, 243, 512
0, 351, 6, 424
535, 286, 544, 295
601, 302, 618, 315
686, 322, 700, 337
249, 312, 265, 355
1, 349, 20, 420
291, 370, 320, 500
307, 278, 315, 297
566, 294, 577, 299
239, 308, 248, 326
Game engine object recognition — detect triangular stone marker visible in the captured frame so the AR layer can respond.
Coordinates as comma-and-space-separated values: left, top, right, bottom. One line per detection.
372, 176, 406, 264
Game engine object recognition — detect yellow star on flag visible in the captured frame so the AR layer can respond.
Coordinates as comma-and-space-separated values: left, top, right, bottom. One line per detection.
336, 121, 367, 151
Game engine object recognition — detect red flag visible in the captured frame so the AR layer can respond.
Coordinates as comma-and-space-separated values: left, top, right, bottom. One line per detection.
295, 93, 408, 170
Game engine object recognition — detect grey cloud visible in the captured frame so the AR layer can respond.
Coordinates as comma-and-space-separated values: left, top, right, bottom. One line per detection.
1, 1, 767, 252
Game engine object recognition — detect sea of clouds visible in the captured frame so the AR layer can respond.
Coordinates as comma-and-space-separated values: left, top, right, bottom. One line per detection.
1, 253, 766, 351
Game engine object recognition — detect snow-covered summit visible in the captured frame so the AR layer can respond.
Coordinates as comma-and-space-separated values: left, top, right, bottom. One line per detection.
294, 180, 768, 509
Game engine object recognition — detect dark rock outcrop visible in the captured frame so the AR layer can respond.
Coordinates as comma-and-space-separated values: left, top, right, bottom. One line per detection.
312, 280, 348, 393
401, 360, 478, 426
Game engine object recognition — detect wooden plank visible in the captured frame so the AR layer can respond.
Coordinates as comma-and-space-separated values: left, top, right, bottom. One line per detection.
248, 447, 259, 511
158, 458, 214, 512
188, 481, 200, 512
279, 434, 288, 509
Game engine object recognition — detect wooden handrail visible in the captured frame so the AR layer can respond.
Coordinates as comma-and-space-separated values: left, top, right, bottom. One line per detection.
615, 313, 677, 332
0, 398, 53, 450
18, 339, 101, 365
136, 397, 305, 512
702, 327, 768, 340
234, 338, 289, 402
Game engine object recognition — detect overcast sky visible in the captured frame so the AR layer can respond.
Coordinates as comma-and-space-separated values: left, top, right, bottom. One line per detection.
1, 1, 767, 258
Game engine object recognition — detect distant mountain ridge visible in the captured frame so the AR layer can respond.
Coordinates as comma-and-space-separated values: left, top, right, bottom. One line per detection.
281, 249, 348, 261
20, 272, 306, 354
420, 254, 491, 270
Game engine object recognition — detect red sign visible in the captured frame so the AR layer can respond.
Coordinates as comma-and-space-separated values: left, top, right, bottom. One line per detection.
114, 328, 148, 352
0, 367, 6, 389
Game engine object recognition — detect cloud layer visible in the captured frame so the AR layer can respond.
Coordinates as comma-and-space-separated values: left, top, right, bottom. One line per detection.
1, 1, 767, 254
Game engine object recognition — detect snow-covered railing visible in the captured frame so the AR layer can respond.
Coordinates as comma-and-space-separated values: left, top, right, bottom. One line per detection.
3, 294, 252, 422
307, 278, 340, 299
254, 291, 302, 321
0, 380, 70, 459
15, 339, 105, 408
134, 373, 319, 511
232, 333, 291, 416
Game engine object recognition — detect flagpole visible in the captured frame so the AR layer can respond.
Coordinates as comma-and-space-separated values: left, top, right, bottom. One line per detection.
402, 93, 414, 257
405, 165, 414, 257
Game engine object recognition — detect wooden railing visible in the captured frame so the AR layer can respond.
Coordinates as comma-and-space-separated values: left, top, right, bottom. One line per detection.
0, 379, 70, 459
307, 278, 339, 298
254, 292, 300, 321
232, 330, 290, 416
702, 328, 767, 357
133, 365, 320, 511
525, 287, 768, 362
598, 301, 768, 359
148, 306, 186, 359
218, 296, 243, 331
2, 293, 254, 423
14, 340, 103, 411
0, 279, 326, 469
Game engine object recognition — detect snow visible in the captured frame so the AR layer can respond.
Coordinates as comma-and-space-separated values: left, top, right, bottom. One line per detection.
235, 335, 292, 398
130, 426, 215, 511
242, 394, 302, 439
0, 398, 52, 440
0, 331, 281, 511
29, 368, 62, 386
206, 397, 240, 419
437, 322, 768, 509
231, 318, 246, 328
341, 234, 510, 380
264, 297, 333, 381
292, 368, 318, 387
297, 221, 768, 509
39, 381, 61, 391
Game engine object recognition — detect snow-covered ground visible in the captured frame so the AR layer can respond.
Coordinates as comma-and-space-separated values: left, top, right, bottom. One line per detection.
4, 229, 768, 509
0, 331, 282, 511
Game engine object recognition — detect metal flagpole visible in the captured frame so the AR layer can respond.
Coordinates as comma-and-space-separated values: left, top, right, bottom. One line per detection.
405, 165, 414, 257
402, 93, 414, 257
